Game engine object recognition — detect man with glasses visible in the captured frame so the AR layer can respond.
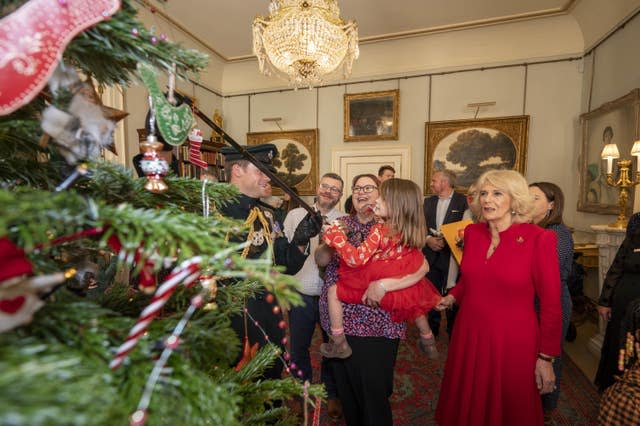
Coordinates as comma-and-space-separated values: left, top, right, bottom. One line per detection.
283, 172, 345, 420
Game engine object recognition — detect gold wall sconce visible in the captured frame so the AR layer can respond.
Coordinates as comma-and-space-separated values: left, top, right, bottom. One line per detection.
601, 140, 640, 228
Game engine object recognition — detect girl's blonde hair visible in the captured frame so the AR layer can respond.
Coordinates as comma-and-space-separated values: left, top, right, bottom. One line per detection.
379, 178, 427, 248
471, 169, 534, 223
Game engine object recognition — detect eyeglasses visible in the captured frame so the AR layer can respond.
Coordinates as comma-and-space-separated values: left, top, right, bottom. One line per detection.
351, 185, 378, 194
319, 183, 342, 194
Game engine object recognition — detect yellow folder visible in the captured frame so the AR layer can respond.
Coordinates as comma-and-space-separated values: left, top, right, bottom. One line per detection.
440, 219, 473, 265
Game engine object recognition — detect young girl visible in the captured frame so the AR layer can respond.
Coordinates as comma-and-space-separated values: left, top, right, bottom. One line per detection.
320, 178, 442, 359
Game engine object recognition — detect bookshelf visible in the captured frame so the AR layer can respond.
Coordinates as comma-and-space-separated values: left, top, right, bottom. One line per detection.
177, 139, 226, 180
136, 129, 226, 181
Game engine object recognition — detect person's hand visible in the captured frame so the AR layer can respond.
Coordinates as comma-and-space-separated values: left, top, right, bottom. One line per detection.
426, 236, 445, 251
292, 211, 323, 246
597, 305, 612, 322
535, 357, 556, 394
435, 295, 455, 311
314, 243, 334, 267
362, 280, 386, 306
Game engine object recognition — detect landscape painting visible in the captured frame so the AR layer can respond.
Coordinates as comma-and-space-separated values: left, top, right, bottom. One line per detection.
247, 129, 319, 195
424, 116, 529, 193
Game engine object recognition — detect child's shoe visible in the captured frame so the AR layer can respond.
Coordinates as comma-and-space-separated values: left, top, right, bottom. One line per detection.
418, 335, 439, 359
320, 335, 352, 359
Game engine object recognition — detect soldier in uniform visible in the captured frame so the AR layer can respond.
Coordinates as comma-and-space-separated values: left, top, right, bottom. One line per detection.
220, 143, 321, 380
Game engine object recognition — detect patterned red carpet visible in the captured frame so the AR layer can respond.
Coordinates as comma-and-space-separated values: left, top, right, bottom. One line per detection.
309, 325, 599, 425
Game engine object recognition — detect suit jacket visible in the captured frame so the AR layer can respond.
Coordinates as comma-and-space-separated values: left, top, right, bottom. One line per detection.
422, 191, 468, 276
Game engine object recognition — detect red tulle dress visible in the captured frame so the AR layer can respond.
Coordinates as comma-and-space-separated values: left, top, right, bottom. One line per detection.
323, 222, 441, 322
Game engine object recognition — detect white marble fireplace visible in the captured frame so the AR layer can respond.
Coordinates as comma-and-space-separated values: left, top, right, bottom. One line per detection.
587, 224, 627, 356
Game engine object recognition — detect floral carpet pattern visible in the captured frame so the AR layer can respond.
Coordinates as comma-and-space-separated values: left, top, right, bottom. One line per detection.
310, 325, 599, 425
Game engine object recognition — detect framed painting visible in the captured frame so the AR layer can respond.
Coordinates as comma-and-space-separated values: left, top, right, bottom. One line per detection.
578, 89, 640, 214
424, 115, 529, 194
247, 129, 318, 196
344, 89, 399, 142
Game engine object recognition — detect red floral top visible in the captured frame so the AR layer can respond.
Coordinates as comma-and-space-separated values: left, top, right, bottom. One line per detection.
323, 222, 412, 267
319, 216, 406, 339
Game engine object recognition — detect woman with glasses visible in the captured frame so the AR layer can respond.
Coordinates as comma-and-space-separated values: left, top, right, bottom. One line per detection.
320, 178, 441, 360
319, 174, 428, 425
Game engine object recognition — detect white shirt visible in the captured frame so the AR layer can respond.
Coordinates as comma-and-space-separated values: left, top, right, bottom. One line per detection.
435, 193, 453, 229
436, 191, 456, 289
283, 205, 343, 296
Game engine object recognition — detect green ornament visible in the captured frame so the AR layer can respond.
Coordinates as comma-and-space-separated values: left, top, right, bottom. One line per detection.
138, 64, 192, 146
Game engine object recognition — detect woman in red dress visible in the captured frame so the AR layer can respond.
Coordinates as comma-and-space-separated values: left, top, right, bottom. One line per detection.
320, 178, 442, 359
436, 170, 561, 426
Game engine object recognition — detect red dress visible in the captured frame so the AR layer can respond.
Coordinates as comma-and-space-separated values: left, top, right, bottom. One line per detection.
435, 223, 562, 426
323, 222, 441, 322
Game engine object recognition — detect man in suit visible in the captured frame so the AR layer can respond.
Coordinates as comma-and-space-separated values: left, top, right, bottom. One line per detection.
423, 169, 468, 338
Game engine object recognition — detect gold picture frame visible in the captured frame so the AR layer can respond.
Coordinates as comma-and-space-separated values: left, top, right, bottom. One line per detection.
247, 129, 319, 196
424, 115, 529, 194
344, 89, 399, 142
577, 89, 640, 214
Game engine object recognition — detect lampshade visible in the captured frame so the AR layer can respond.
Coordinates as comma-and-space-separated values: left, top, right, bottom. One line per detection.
601, 143, 620, 159
631, 140, 640, 156
252, 0, 359, 87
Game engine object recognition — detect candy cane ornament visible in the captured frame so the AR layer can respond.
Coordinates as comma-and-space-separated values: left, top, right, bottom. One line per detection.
109, 256, 202, 370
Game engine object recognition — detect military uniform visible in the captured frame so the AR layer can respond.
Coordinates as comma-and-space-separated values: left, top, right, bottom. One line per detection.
220, 143, 311, 380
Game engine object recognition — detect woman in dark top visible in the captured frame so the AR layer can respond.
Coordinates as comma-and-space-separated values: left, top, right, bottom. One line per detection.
596, 212, 640, 391
529, 182, 574, 414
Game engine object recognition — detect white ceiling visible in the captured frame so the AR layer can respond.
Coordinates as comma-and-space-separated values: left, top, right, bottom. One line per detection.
143, 0, 576, 60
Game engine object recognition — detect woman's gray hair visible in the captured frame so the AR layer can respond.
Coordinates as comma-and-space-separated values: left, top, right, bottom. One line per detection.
472, 169, 534, 223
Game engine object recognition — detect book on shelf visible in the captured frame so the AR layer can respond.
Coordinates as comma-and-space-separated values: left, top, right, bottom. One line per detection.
177, 139, 225, 181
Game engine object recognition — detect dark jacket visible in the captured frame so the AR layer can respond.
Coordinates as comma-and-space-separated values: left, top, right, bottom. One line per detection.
219, 194, 307, 275
422, 191, 468, 276
598, 231, 640, 307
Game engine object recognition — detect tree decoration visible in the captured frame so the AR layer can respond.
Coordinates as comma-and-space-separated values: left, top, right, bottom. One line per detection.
138, 97, 169, 193
41, 64, 120, 165
129, 283, 217, 426
188, 128, 208, 169
0, 0, 325, 423
109, 256, 203, 370
0, 237, 76, 332
137, 63, 192, 146
0, 0, 121, 115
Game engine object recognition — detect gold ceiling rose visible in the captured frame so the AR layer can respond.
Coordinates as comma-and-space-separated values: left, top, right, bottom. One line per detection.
252, 0, 359, 88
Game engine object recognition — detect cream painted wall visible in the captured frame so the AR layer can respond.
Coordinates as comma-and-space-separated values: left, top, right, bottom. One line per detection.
588, 15, 640, 108
218, 62, 583, 220
222, 15, 583, 94
575, 11, 640, 233
121, 5, 225, 171
118, 2, 640, 240
571, 0, 640, 50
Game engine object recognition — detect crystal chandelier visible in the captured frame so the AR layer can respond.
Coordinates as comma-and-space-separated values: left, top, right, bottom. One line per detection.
252, 0, 359, 87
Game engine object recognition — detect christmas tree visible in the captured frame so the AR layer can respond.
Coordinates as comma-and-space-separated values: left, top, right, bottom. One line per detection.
0, 1, 322, 424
